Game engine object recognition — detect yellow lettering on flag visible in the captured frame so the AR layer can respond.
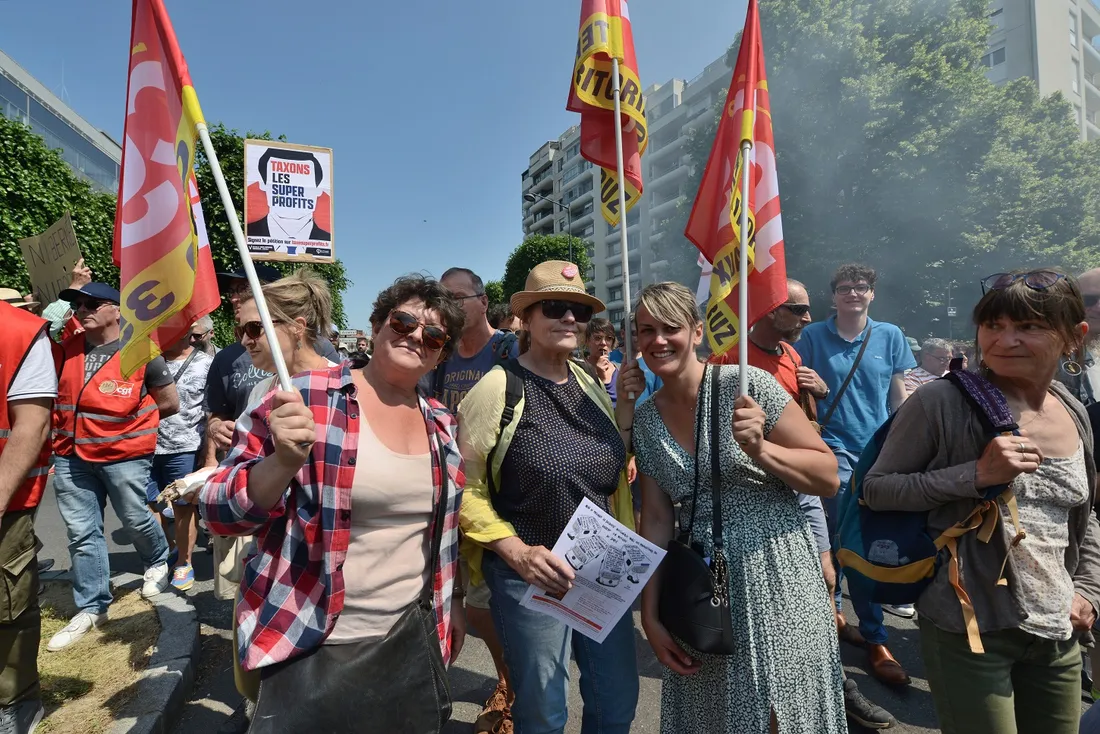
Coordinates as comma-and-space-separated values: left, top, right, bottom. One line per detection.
118, 234, 198, 369
705, 150, 758, 356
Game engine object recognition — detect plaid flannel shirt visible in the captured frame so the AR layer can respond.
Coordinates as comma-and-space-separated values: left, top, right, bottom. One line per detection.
199, 363, 464, 671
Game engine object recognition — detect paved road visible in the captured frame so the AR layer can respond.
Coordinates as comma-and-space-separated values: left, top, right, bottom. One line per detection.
32, 481, 958, 733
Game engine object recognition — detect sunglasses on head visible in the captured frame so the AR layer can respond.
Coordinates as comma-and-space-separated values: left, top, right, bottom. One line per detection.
387, 310, 449, 351
779, 303, 811, 317
540, 299, 594, 322
980, 270, 1065, 295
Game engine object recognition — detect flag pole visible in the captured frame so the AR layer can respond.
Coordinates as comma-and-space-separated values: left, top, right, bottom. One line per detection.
611, 57, 636, 400
737, 140, 752, 398
196, 122, 294, 393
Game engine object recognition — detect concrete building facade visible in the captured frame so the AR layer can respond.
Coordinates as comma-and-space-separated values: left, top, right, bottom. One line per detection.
985, 0, 1100, 141
0, 48, 122, 192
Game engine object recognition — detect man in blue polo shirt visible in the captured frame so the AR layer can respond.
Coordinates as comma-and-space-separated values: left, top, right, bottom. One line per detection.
796, 263, 915, 689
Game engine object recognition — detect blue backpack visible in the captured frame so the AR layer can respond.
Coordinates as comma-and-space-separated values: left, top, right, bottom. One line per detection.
834, 369, 1026, 653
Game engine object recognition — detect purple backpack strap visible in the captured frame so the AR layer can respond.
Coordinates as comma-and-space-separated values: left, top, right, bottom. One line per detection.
943, 370, 1019, 434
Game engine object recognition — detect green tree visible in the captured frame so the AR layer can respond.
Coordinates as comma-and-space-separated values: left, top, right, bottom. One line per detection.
501, 234, 592, 300
653, 0, 1100, 339
194, 123, 351, 346
483, 279, 505, 305
0, 114, 118, 295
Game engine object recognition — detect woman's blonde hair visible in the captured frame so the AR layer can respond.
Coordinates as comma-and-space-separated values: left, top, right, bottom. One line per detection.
636, 282, 701, 329
261, 269, 333, 343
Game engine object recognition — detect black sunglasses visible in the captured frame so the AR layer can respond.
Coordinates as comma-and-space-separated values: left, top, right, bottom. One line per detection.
980, 271, 1065, 295
834, 284, 871, 296
387, 310, 449, 351
779, 303, 810, 317
541, 299, 594, 322
72, 298, 111, 312
1083, 294, 1100, 308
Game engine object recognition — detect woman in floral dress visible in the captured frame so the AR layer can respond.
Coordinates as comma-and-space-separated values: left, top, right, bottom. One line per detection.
617, 282, 847, 734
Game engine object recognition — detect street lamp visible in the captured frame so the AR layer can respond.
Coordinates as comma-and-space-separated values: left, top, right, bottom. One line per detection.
524, 192, 573, 262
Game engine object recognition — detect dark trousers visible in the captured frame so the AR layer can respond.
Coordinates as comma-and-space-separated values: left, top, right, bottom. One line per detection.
0, 509, 40, 706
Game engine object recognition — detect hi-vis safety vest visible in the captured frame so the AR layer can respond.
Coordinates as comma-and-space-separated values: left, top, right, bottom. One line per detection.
53, 334, 159, 463
0, 303, 54, 512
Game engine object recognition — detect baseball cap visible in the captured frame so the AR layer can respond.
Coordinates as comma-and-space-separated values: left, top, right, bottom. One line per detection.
58, 283, 121, 304
0, 287, 36, 310
905, 336, 921, 352
216, 264, 281, 293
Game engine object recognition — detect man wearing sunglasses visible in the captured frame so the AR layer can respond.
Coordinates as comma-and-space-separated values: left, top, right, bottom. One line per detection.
902, 338, 953, 393
795, 264, 916, 689
46, 282, 180, 652
425, 267, 519, 732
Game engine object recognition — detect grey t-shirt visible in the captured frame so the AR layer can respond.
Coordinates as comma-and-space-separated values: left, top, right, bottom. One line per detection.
157, 350, 213, 454
83, 340, 172, 391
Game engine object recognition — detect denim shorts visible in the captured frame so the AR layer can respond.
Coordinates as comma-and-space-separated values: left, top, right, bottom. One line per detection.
145, 452, 198, 506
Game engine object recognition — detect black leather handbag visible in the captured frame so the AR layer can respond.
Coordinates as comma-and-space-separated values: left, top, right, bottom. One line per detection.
657, 365, 736, 655
249, 438, 453, 734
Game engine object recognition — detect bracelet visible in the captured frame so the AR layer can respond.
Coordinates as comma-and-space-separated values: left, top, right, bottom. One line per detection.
452, 591, 466, 600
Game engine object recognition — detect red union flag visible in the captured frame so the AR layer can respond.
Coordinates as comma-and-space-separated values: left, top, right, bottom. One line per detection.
113, 0, 219, 377
566, 0, 647, 227
685, 0, 786, 357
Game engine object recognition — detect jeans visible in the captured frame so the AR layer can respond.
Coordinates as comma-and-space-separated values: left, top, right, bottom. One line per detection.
920, 617, 1081, 734
483, 552, 639, 734
144, 451, 198, 506
53, 454, 169, 614
822, 447, 888, 646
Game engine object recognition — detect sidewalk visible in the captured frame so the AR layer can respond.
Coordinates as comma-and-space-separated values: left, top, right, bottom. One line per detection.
33, 482, 943, 733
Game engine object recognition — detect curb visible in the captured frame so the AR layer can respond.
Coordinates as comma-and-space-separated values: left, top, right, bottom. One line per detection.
104, 571, 200, 734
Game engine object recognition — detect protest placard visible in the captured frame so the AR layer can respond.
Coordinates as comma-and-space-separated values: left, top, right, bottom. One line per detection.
243, 140, 334, 263
18, 212, 82, 305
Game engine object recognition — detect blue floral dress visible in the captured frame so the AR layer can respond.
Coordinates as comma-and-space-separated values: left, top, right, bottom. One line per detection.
634, 365, 847, 734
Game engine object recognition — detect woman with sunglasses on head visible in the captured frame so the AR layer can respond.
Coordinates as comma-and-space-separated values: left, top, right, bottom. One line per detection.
617, 282, 845, 734
862, 269, 1100, 734
200, 274, 466, 733
459, 260, 638, 733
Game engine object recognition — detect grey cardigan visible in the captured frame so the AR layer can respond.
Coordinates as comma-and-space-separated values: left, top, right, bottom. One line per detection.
862, 378, 1100, 636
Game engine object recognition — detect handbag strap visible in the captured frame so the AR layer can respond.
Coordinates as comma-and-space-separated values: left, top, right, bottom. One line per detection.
819, 321, 873, 428
685, 365, 711, 540
170, 347, 201, 382
420, 434, 450, 607
708, 364, 723, 555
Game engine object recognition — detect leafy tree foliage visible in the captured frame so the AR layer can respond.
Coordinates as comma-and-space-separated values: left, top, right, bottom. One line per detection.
501, 234, 592, 300
652, 0, 1100, 339
0, 114, 118, 294
483, 279, 505, 305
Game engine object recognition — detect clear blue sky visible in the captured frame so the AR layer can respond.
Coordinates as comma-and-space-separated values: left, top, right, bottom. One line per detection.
1, 0, 746, 329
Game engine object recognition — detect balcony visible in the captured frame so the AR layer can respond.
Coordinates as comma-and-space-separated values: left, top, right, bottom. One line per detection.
649, 161, 688, 192
522, 175, 533, 192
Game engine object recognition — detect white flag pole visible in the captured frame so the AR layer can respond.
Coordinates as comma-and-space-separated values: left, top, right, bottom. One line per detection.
196, 122, 294, 393
611, 58, 636, 400
737, 140, 752, 398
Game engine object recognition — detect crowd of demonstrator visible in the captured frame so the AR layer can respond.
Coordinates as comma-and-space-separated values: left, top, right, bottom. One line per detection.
1, 259, 1100, 734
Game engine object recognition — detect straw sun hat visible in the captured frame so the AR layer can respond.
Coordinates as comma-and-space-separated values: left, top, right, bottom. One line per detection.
0, 287, 37, 310
509, 260, 606, 318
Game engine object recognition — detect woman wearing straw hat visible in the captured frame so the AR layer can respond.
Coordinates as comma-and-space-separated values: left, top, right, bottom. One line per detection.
459, 260, 638, 733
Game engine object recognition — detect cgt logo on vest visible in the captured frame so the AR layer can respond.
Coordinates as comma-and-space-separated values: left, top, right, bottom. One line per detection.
98, 380, 136, 398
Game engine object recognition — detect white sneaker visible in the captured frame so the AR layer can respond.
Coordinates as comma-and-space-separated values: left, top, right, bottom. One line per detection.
141, 563, 170, 598
882, 603, 916, 619
46, 611, 107, 652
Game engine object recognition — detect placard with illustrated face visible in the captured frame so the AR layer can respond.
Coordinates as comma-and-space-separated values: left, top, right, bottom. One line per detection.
243, 139, 334, 263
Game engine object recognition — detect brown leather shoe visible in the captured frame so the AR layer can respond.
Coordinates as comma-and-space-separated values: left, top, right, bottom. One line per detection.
868, 644, 910, 687
836, 612, 866, 647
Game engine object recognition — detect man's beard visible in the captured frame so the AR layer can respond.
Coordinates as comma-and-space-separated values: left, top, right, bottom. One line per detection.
779, 326, 804, 343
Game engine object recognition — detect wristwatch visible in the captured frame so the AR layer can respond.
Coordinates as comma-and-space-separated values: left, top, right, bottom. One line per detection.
819, 386, 830, 400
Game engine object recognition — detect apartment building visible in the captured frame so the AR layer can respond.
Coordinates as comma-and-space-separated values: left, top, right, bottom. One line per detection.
984, 0, 1100, 140
520, 53, 732, 325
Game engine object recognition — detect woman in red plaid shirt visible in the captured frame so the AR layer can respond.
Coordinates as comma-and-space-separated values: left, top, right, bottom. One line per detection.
200, 275, 467, 732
